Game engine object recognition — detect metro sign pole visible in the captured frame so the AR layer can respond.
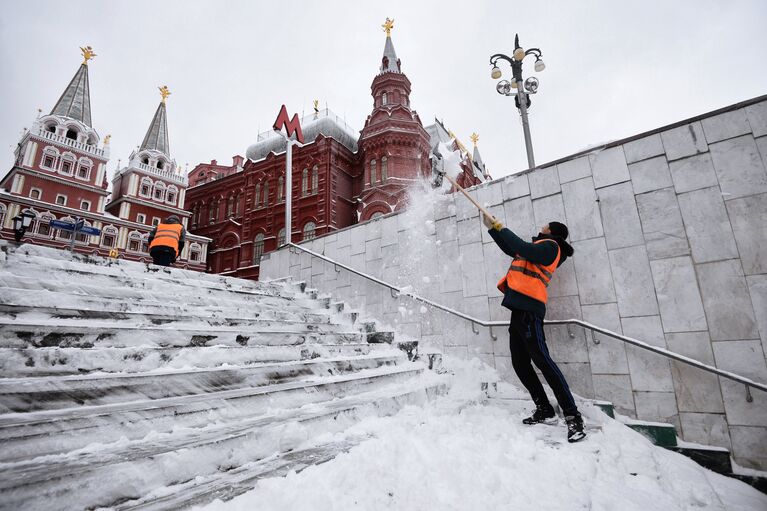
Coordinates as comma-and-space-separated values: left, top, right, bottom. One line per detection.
273, 105, 304, 246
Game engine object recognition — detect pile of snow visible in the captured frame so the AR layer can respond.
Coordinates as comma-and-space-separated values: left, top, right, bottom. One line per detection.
195, 357, 767, 511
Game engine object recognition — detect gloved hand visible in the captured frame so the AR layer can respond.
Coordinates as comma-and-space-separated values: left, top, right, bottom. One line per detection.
482, 213, 503, 230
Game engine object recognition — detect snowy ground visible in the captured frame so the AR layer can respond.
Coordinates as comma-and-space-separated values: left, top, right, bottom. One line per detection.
194, 358, 766, 511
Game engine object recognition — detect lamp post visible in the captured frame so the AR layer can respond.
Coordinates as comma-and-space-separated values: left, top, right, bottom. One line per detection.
490, 34, 545, 170
12, 211, 36, 243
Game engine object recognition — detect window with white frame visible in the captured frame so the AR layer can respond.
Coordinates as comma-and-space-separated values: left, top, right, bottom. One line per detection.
80, 200, 91, 211
29, 188, 42, 200
55, 194, 67, 206
136, 213, 146, 224
41, 147, 59, 170
0, 204, 6, 229
153, 182, 166, 201
139, 178, 152, 197
166, 186, 178, 205
36, 213, 55, 238
76, 158, 92, 180
100, 226, 118, 248
152, 217, 161, 227
253, 233, 265, 265
311, 166, 318, 194
277, 228, 286, 246
303, 221, 316, 241
60, 153, 76, 175
189, 243, 202, 262
382, 92, 388, 105
301, 168, 308, 196
127, 231, 143, 252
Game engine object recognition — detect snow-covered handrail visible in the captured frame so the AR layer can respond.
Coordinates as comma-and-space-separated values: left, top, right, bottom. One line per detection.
285, 242, 767, 398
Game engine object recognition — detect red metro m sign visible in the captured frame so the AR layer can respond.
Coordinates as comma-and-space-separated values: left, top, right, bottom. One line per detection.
272, 105, 304, 144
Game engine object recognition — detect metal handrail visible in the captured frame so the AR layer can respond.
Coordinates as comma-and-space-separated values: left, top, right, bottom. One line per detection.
285, 242, 767, 398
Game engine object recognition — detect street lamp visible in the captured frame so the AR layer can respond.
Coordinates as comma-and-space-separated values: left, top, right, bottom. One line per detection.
12, 211, 35, 242
490, 34, 545, 169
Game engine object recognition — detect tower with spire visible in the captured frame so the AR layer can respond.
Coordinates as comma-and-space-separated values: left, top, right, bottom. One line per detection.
356, 18, 433, 221
106, 86, 190, 228
0, 46, 111, 221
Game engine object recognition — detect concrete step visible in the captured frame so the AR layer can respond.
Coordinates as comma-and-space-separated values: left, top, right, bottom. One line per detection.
0, 320, 378, 349
0, 290, 356, 326
0, 343, 382, 377
0, 364, 427, 461
0, 352, 407, 413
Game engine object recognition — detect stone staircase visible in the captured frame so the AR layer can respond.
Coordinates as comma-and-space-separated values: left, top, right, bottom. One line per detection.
483, 383, 767, 494
0, 241, 444, 510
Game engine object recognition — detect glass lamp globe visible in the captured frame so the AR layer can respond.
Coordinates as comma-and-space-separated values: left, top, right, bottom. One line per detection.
534, 59, 546, 72
513, 47, 525, 60
490, 66, 502, 79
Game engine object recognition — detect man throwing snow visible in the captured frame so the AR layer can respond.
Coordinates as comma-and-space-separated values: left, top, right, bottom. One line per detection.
147, 215, 186, 267
483, 213, 585, 443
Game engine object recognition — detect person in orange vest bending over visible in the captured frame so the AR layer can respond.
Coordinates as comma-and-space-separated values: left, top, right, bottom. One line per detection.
483, 213, 584, 443
147, 215, 186, 267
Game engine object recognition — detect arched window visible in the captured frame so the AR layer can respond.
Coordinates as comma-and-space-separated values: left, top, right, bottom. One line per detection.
227, 195, 235, 217
41, 147, 59, 170
65, 127, 78, 141
255, 183, 261, 208
263, 181, 269, 206
253, 233, 265, 265
166, 186, 178, 205
76, 157, 92, 180
302, 168, 308, 196
278, 176, 284, 202
141, 156, 149, 165
59, 153, 76, 175
303, 221, 316, 241
100, 225, 118, 248
370, 159, 377, 184
382, 92, 388, 105
36, 212, 55, 238
57, 215, 74, 241
381, 156, 388, 181
189, 243, 202, 262
311, 166, 319, 194
209, 200, 217, 223
44, 122, 56, 134
139, 178, 152, 197
153, 182, 166, 201
277, 227, 286, 246
235, 193, 241, 216
0, 204, 6, 229
127, 231, 143, 252
156, 160, 164, 170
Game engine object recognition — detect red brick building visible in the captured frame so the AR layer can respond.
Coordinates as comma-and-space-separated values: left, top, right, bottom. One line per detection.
186, 27, 490, 279
0, 50, 210, 269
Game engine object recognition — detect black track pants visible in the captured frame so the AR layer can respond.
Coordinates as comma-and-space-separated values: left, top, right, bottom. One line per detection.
509, 309, 579, 417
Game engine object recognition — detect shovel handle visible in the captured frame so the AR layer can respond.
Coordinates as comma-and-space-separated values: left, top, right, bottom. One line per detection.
444, 174, 496, 220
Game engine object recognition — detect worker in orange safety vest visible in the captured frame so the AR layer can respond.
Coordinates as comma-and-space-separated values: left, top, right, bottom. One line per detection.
483, 212, 585, 443
148, 215, 186, 267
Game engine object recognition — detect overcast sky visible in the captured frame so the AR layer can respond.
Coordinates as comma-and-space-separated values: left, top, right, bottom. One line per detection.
1, 0, 766, 181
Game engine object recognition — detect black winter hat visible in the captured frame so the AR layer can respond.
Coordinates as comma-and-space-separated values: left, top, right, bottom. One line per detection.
166, 215, 181, 224
549, 221, 569, 240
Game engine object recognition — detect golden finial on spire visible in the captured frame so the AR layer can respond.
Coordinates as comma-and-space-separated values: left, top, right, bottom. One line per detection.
470, 132, 479, 147
313, 99, 319, 113
80, 46, 97, 65
159, 85, 171, 104
103, 134, 111, 145
382, 18, 395, 37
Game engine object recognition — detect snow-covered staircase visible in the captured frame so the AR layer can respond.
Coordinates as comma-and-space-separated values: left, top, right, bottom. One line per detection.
0, 241, 444, 510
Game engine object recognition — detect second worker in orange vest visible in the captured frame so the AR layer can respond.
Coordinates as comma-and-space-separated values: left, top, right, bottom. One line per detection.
483, 213, 585, 443
148, 215, 186, 267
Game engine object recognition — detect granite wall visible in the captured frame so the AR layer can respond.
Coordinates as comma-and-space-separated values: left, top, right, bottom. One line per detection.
261, 96, 767, 469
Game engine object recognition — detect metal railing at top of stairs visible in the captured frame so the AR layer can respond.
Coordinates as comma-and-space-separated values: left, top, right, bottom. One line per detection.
284, 242, 767, 400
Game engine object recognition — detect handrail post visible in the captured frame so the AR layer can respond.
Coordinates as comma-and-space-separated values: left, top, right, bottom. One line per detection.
746, 385, 753, 403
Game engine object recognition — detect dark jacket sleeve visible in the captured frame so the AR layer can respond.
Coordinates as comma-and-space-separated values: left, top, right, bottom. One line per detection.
488, 227, 558, 266
147, 226, 157, 244
178, 228, 186, 252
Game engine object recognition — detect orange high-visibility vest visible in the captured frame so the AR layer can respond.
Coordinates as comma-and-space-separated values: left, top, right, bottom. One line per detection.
149, 223, 183, 256
497, 239, 560, 304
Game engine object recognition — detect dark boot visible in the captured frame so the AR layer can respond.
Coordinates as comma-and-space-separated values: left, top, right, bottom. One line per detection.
565, 414, 586, 443
522, 403, 557, 425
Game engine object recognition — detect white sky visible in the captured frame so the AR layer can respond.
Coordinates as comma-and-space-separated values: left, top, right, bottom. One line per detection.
1, 0, 766, 180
